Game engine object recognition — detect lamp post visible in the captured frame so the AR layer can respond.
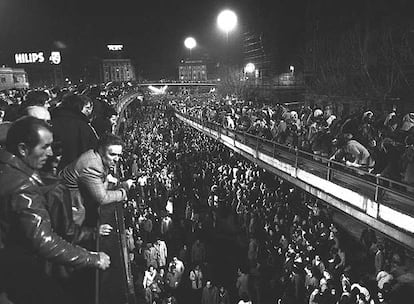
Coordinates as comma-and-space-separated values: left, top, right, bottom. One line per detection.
244, 62, 258, 85
184, 37, 197, 82
217, 9, 238, 41
217, 9, 238, 70
184, 37, 197, 58
244, 62, 255, 74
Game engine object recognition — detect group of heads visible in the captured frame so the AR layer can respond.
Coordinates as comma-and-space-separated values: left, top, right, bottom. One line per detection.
5, 115, 124, 171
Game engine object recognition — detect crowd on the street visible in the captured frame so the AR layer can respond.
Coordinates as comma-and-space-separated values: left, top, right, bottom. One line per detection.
117, 101, 227, 304
118, 98, 413, 304
178, 96, 414, 187
1, 85, 413, 304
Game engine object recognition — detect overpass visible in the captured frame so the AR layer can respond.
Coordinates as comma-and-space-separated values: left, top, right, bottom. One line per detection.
136, 82, 217, 87
135, 82, 305, 90
175, 112, 414, 251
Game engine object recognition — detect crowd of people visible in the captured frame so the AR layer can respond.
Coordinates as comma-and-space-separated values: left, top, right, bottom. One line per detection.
178, 96, 414, 188
0, 85, 413, 304
117, 97, 413, 304
117, 101, 223, 304
0, 84, 138, 304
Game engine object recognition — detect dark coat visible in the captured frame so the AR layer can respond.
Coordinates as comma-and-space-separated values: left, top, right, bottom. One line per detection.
0, 150, 100, 303
202, 286, 219, 304
52, 107, 98, 170
0, 149, 100, 266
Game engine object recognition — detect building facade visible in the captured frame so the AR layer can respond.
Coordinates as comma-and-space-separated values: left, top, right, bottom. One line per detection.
0, 67, 29, 90
178, 60, 207, 82
101, 59, 136, 83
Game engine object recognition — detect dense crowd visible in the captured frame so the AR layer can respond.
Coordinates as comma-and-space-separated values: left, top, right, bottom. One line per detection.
117, 102, 223, 304
177, 96, 414, 187
0, 84, 140, 304
118, 99, 413, 304
1, 86, 413, 304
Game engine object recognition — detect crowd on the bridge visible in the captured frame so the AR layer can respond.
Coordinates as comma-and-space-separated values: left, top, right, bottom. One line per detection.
178, 96, 414, 188
0, 84, 413, 304
118, 100, 413, 304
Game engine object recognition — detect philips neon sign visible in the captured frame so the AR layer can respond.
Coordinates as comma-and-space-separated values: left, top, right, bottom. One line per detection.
14, 51, 62, 65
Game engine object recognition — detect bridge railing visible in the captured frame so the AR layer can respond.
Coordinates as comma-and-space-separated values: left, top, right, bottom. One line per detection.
178, 112, 414, 216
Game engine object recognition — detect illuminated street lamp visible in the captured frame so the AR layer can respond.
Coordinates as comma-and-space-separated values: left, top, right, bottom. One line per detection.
289, 65, 295, 73
217, 9, 238, 37
244, 62, 256, 74
184, 37, 197, 57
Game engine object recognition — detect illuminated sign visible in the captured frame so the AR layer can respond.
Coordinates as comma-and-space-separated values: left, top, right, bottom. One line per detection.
49, 52, 61, 64
14, 51, 62, 65
107, 44, 123, 51
15, 52, 45, 64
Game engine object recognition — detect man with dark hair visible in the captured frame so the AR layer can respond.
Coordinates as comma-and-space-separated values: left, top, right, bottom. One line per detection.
14, 90, 52, 122
0, 116, 110, 304
201, 280, 219, 304
92, 104, 118, 138
5, 114, 52, 156
61, 132, 134, 227
52, 93, 98, 170
22, 90, 50, 108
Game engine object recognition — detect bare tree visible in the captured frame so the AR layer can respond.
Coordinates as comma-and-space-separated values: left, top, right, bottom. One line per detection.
305, 9, 414, 100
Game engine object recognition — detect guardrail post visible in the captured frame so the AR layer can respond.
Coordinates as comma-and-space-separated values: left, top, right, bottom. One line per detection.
327, 160, 332, 181
374, 175, 380, 202
294, 147, 299, 169
375, 175, 382, 219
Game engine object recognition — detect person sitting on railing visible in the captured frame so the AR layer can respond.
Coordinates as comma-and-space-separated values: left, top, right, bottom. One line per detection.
330, 133, 375, 172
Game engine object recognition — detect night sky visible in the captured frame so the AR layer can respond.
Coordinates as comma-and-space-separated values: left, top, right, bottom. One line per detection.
0, 0, 412, 80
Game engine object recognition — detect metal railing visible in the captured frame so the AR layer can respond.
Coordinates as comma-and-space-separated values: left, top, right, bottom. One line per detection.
178, 112, 414, 217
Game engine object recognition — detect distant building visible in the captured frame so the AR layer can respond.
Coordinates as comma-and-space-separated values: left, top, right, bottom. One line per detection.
101, 59, 136, 83
178, 60, 207, 82
242, 31, 278, 83
0, 66, 29, 90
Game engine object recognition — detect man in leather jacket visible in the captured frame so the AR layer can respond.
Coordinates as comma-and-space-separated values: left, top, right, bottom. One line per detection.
0, 116, 110, 304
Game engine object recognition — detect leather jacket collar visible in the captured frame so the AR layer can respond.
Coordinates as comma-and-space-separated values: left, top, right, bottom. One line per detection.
0, 149, 44, 185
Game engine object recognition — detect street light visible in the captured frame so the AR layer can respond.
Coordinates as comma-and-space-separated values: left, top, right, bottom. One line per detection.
244, 62, 256, 74
217, 9, 238, 36
184, 37, 197, 57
